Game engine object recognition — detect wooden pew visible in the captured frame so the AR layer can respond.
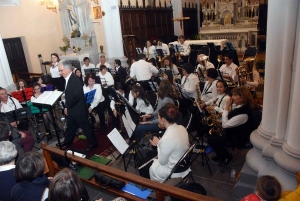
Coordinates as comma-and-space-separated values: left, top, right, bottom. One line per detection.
41, 143, 220, 201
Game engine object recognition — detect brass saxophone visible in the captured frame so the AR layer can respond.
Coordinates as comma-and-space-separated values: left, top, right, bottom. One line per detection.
206, 107, 223, 136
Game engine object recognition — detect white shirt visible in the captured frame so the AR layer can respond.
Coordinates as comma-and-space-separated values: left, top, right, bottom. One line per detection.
143, 46, 156, 59
161, 64, 179, 75
206, 93, 230, 113
64, 72, 72, 90
201, 80, 218, 105
0, 164, 15, 172
99, 72, 114, 87
181, 73, 199, 99
197, 61, 215, 72
81, 63, 96, 77
50, 62, 60, 78
150, 124, 190, 182
156, 43, 170, 56
130, 59, 159, 81
219, 62, 238, 81
83, 84, 104, 109
96, 62, 111, 69
128, 92, 153, 114
222, 105, 248, 128
244, 70, 259, 91
1, 97, 22, 113
173, 41, 191, 56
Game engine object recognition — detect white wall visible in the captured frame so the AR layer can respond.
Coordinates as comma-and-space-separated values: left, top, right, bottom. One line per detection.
0, 0, 64, 73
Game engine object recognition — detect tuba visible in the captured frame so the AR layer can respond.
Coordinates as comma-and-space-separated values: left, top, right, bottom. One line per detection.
237, 57, 255, 86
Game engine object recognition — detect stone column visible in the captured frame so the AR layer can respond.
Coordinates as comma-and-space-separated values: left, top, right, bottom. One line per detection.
246, 0, 300, 191
100, 0, 128, 67
0, 33, 15, 93
172, 0, 183, 36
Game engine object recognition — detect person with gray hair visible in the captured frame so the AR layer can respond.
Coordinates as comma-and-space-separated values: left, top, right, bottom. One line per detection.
0, 141, 18, 201
57, 59, 98, 151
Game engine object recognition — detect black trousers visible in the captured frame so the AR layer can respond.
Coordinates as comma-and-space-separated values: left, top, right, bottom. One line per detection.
94, 101, 106, 126
207, 135, 230, 161
64, 114, 97, 146
138, 150, 157, 179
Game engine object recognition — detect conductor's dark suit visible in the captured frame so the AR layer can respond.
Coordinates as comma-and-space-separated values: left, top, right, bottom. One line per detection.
115, 66, 128, 84
63, 73, 97, 146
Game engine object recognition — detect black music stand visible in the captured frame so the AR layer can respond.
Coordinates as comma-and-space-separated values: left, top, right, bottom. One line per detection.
32, 91, 64, 149
3, 107, 32, 123
136, 47, 143, 55
91, 68, 100, 76
84, 69, 93, 75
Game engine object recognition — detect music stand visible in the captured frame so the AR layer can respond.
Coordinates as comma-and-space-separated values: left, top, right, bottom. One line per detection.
91, 68, 100, 76
136, 47, 143, 55
155, 49, 164, 57
84, 69, 93, 75
84, 89, 96, 104
3, 107, 32, 123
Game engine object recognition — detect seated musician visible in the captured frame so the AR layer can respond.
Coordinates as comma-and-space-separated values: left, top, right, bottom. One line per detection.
99, 65, 114, 87
139, 104, 190, 182
96, 55, 113, 73
143, 40, 156, 62
114, 59, 127, 85
156, 38, 170, 56
74, 69, 84, 86
181, 63, 200, 99
83, 73, 107, 133
176, 35, 191, 63
81, 57, 95, 79
208, 86, 254, 165
199, 68, 218, 109
206, 80, 230, 113
37, 77, 46, 87
163, 71, 182, 100
161, 57, 180, 80
31, 83, 55, 135
133, 81, 173, 142
197, 54, 215, 81
219, 52, 238, 82
129, 84, 153, 115
239, 62, 260, 95
16, 79, 27, 91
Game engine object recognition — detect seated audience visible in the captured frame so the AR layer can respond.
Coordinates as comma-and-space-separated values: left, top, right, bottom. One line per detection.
11, 152, 51, 201
0, 141, 18, 201
47, 168, 89, 201
241, 175, 281, 201
139, 104, 190, 182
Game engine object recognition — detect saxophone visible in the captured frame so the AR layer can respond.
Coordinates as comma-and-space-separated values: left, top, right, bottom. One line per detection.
206, 107, 223, 136
194, 82, 208, 125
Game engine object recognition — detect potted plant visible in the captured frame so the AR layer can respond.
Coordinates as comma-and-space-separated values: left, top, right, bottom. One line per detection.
59, 46, 68, 55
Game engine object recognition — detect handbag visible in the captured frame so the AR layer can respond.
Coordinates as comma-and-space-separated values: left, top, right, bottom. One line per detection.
94, 172, 126, 190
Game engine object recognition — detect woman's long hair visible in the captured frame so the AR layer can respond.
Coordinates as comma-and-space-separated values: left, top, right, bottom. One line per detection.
163, 56, 174, 71
131, 84, 150, 106
158, 80, 173, 99
231, 86, 253, 108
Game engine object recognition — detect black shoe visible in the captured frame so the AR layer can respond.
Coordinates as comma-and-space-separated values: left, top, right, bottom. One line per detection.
218, 154, 233, 166
85, 143, 98, 151
56, 141, 71, 147
211, 155, 221, 161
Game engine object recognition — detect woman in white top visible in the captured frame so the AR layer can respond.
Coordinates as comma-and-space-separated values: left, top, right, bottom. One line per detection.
99, 65, 114, 87
143, 40, 156, 60
181, 63, 199, 99
161, 57, 180, 80
205, 80, 230, 114
139, 104, 190, 182
31, 83, 54, 134
83, 73, 107, 133
199, 68, 218, 108
129, 84, 153, 114
50, 53, 65, 91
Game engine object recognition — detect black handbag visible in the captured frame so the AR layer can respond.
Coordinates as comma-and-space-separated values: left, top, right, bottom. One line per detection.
94, 172, 126, 190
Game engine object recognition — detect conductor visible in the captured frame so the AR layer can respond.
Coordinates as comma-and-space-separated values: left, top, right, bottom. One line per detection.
58, 59, 98, 151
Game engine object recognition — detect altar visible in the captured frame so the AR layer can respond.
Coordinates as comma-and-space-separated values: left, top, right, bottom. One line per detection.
169, 39, 228, 49
200, 0, 259, 52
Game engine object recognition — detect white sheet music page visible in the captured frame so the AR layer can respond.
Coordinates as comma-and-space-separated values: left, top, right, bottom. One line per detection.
122, 115, 133, 138
125, 109, 136, 130
107, 128, 129, 154
31, 91, 63, 106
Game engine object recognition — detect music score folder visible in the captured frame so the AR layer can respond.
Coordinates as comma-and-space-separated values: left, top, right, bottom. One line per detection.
122, 183, 151, 199
31, 91, 63, 107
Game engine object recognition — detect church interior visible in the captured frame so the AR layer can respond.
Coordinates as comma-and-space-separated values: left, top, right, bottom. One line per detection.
1, 0, 300, 201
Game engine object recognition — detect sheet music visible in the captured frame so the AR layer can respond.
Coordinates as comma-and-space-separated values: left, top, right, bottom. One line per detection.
125, 109, 136, 131
32, 91, 63, 106
107, 128, 129, 154
122, 115, 133, 138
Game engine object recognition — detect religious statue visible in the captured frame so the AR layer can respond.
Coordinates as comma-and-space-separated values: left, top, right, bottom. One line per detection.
225, 13, 231, 25
67, 0, 81, 38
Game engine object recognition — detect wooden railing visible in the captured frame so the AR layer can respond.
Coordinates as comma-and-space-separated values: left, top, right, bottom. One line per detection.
41, 144, 220, 201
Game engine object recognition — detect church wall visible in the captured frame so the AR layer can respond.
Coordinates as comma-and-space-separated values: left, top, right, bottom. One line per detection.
119, 0, 197, 7
0, 0, 64, 73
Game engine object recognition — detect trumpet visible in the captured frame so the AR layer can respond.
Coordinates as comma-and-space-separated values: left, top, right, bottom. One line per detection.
176, 52, 182, 61
217, 54, 222, 63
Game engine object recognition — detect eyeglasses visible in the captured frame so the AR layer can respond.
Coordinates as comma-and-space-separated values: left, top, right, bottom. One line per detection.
59, 68, 65, 73
34, 88, 41, 91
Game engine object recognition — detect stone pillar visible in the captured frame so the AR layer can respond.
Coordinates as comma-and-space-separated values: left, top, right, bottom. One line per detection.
246, 0, 300, 191
100, 0, 128, 67
0, 33, 15, 93
172, 0, 183, 36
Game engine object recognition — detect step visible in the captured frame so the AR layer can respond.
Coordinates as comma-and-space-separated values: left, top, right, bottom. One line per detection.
235, 179, 256, 200
238, 163, 258, 185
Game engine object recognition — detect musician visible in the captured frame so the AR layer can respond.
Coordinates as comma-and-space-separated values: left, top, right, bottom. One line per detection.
114, 59, 127, 84
129, 84, 154, 115
99, 65, 114, 87
176, 35, 191, 63
81, 57, 95, 78
199, 68, 218, 108
197, 54, 215, 81
239, 63, 260, 94
161, 57, 180, 79
50, 53, 65, 92
139, 104, 190, 182
83, 73, 107, 133
156, 38, 170, 56
181, 63, 199, 99
16, 79, 27, 91
208, 86, 254, 165
206, 80, 230, 113
58, 59, 97, 151
96, 55, 113, 74
74, 69, 84, 86
219, 53, 238, 81
110, 82, 127, 130
143, 40, 156, 60
37, 77, 46, 87
31, 83, 54, 134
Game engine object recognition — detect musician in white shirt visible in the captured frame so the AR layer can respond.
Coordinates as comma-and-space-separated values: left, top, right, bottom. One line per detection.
161, 57, 180, 79
83, 73, 106, 133
156, 39, 170, 56
181, 63, 199, 99
99, 65, 114, 87
197, 54, 215, 81
199, 68, 218, 108
81, 57, 95, 78
129, 84, 153, 114
206, 80, 230, 113
130, 54, 159, 81
96, 55, 113, 74
143, 40, 156, 60
50, 53, 65, 91
239, 62, 260, 94
219, 53, 238, 81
